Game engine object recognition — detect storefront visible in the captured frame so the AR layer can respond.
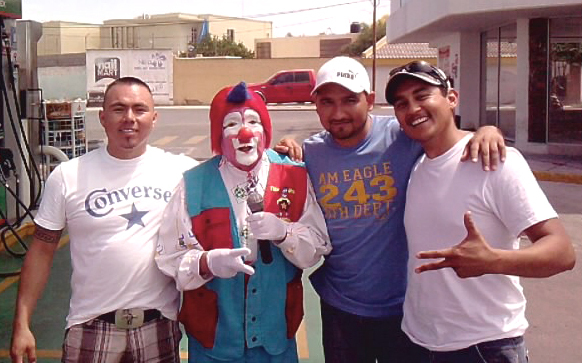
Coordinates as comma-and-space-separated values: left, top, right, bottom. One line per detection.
387, 1, 582, 155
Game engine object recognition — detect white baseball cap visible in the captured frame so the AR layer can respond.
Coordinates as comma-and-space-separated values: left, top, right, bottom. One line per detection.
312, 56, 371, 95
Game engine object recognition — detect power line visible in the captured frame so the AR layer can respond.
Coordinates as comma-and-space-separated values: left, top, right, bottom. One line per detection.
37, 1, 380, 51
242, 1, 369, 19
40, 1, 372, 30
272, 16, 337, 33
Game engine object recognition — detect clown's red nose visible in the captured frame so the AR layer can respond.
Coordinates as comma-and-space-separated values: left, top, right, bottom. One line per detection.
237, 127, 254, 143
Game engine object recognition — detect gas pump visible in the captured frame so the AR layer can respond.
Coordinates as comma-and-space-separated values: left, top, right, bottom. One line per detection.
1, 0, 44, 270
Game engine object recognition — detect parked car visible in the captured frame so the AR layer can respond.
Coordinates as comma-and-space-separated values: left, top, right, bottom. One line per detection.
247, 69, 316, 104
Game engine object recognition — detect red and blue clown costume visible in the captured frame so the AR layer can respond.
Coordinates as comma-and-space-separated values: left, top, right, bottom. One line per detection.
180, 150, 307, 360
155, 82, 331, 362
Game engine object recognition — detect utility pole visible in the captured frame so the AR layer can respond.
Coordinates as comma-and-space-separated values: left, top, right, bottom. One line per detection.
372, 0, 377, 93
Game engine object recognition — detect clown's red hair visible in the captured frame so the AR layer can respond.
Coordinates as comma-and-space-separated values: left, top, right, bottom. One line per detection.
209, 82, 272, 155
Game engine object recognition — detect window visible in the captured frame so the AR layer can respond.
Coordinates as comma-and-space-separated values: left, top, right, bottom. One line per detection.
548, 17, 582, 144
481, 24, 517, 141
272, 73, 293, 85
127, 27, 136, 48
256, 42, 271, 59
295, 72, 310, 83
111, 27, 123, 48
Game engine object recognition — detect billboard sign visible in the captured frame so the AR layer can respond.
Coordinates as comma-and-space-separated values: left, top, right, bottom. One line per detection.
86, 49, 173, 106
95, 57, 121, 82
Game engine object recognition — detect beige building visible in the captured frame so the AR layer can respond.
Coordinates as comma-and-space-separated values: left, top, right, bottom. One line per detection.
37, 21, 101, 56
255, 34, 359, 58
102, 13, 271, 55
37, 13, 271, 56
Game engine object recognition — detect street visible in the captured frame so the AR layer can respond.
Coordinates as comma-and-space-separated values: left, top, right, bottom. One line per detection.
85, 105, 333, 161
85, 105, 582, 362
523, 181, 582, 362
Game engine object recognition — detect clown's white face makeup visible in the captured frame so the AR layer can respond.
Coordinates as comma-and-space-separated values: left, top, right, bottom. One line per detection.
221, 108, 266, 170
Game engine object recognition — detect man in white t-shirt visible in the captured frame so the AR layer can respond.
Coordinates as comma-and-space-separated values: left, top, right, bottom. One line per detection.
10, 77, 198, 362
385, 61, 576, 363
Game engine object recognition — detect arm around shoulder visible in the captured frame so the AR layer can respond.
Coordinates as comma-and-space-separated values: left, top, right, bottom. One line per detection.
463, 126, 507, 171
273, 138, 303, 162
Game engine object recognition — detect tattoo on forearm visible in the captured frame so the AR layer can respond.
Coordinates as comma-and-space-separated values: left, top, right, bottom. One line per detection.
34, 226, 62, 244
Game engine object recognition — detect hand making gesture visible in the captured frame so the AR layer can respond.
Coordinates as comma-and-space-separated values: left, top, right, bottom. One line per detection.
415, 211, 498, 278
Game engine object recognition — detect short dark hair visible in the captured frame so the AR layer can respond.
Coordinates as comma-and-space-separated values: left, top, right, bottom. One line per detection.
103, 77, 152, 105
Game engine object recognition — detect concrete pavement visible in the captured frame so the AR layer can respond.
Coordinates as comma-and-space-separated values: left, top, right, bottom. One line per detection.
3, 106, 581, 361
524, 152, 582, 184
516, 152, 582, 362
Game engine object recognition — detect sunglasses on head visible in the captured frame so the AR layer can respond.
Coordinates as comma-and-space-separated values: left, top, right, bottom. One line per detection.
389, 61, 450, 89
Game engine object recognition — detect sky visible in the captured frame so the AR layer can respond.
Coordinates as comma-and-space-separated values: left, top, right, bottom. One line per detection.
22, 0, 390, 38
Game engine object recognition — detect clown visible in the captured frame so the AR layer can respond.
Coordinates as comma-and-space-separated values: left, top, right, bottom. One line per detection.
156, 82, 331, 363
210, 82, 272, 172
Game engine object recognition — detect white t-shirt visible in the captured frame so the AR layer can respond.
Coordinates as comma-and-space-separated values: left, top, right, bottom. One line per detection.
402, 134, 557, 351
35, 146, 198, 328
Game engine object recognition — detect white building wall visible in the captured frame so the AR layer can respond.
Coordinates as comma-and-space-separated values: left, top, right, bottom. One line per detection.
388, 0, 582, 155
374, 66, 392, 103
515, 19, 532, 149
86, 49, 174, 105
388, 0, 582, 42
426, 32, 482, 130
433, 33, 460, 82
457, 32, 482, 131
39, 66, 86, 100
209, 18, 272, 52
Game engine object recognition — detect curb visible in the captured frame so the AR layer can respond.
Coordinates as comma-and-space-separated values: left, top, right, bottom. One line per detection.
533, 171, 582, 185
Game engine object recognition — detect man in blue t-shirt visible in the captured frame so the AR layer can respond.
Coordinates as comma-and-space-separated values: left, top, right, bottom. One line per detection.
279, 56, 505, 363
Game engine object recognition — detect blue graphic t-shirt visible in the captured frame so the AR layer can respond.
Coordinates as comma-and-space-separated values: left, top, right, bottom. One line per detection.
304, 115, 423, 318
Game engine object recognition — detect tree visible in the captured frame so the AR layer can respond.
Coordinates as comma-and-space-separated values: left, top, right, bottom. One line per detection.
187, 35, 255, 59
341, 16, 388, 57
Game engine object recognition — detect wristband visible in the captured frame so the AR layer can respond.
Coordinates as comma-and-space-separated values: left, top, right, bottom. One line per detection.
199, 252, 214, 280
274, 230, 289, 245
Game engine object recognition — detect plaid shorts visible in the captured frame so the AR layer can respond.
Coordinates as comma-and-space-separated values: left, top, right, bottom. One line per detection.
62, 316, 182, 363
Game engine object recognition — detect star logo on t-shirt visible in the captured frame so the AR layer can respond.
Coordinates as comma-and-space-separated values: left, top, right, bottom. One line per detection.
120, 203, 149, 229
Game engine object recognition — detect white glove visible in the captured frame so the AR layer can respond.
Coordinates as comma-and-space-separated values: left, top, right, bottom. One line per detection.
247, 212, 287, 241
206, 248, 255, 278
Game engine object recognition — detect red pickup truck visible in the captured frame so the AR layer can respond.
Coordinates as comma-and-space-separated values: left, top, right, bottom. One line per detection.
247, 69, 316, 104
